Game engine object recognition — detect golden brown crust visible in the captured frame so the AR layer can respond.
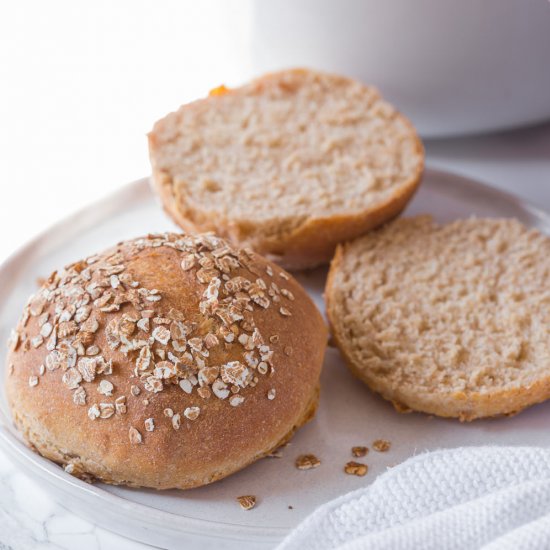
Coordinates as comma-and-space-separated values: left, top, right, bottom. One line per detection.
325, 220, 550, 421
6, 234, 327, 488
9, 381, 320, 489
148, 68, 424, 270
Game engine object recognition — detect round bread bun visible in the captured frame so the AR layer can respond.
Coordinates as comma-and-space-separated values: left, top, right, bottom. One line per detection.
5, 232, 326, 489
148, 68, 424, 270
326, 215, 550, 421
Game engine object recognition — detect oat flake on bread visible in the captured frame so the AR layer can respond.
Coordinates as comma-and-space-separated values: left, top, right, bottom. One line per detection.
6, 232, 326, 489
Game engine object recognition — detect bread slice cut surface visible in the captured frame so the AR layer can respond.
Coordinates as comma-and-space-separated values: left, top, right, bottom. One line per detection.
149, 68, 424, 269
326, 215, 550, 420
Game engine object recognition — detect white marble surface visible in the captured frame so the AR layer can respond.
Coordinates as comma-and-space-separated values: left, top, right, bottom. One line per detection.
0, 455, 151, 550
1, 122, 549, 550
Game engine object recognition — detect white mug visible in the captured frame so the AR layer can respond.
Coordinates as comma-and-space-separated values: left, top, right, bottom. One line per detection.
251, 0, 550, 137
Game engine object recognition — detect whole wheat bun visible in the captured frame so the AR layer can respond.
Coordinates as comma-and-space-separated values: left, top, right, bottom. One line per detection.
5, 232, 326, 489
148, 68, 424, 270
326, 216, 550, 421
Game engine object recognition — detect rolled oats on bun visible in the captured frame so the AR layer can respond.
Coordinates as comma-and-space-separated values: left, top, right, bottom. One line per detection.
5, 232, 326, 489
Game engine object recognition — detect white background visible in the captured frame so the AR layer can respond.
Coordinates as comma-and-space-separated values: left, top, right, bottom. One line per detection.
1, 0, 550, 266
0, 0, 253, 261
0, 2, 550, 550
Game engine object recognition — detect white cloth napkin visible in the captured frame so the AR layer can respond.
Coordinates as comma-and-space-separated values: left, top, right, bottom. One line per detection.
277, 446, 550, 550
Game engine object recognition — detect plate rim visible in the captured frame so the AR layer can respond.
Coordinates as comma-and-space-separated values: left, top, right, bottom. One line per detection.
1, 167, 550, 544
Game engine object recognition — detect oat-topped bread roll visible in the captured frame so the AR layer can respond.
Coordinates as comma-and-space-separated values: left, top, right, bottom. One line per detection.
148, 68, 424, 270
5, 233, 326, 489
326, 216, 550, 421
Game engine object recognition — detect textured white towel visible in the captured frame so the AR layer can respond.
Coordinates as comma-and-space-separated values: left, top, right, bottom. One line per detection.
278, 447, 550, 550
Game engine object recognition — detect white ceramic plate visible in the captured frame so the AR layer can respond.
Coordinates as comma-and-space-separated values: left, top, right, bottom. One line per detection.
1, 169, 550, 549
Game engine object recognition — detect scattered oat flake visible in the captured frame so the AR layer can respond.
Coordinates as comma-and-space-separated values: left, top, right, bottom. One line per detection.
296, 454, 321, 470
118, 317, 135, 337
221, 361, 249, 387
131, 385, 141, 396
172, 413, 181, 430
8, 330, 20, 352
99, 403, 115, 419
115, 396, 127, 414
88, 404, 100, 420
129, 427, 143, 444
144, 418, 155, 432
153, 316, 171, 325
31, 335, 44, 348
267, 388, 276, 400
62, 368, 82, 389
73, 387, 87, 406
181, 254, 196, 271
352, 446, 369, 458
81, 317, 99, 333
344, 461, 368, 477
179, 379, 193, 394
28, 376, 38, 387
373, 439, 391, 452
144, 375, 163, 393
279, 307, 292, 317
154, 362, 175, 379
98, 380, 114, 396
237, 495, 256, 511
238, 334, 249, 346
164, 408, 174, 418
212, 379, 229, 399
152, 326, 170, 345
229, 394, 245, 407
40, 322, 53, 338
281, 288, 295, 301
184, 406, 200, 420
204, 333, 219, 349
137, 318, 150, 332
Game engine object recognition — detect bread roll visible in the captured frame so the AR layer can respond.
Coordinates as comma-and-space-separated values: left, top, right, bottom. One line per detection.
326, 216, 550, 421
6, 232, 326, 488
149, 68, 424, 270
